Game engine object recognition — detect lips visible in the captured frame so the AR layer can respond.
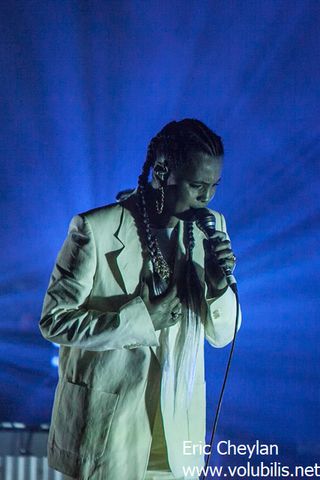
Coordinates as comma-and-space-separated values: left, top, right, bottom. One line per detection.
176, 208, 199, 221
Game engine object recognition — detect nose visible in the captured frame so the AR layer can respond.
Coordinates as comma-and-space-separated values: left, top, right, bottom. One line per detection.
197, 188, 212, 204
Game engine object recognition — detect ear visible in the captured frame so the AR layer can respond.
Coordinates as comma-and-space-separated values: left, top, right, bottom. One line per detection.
151, 158, 170, 187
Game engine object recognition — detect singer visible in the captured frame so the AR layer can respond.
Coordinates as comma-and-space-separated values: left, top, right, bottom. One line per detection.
39, 119, 241, 480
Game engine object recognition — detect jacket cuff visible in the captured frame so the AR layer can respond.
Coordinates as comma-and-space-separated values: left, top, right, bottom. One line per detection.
205, 287, 242, 348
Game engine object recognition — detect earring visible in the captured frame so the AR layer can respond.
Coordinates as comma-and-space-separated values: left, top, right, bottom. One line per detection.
155, 186, 165, 214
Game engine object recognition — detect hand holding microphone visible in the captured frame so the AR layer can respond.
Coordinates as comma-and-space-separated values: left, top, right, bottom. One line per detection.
194, 208, 237, 293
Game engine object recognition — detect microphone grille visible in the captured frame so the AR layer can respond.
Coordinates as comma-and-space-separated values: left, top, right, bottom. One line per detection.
195, 208, 216, 238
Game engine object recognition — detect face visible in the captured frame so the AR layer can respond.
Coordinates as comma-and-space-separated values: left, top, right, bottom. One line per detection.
164, 151, 223, 217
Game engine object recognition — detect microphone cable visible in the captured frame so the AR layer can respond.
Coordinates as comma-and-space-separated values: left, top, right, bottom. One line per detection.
199, 283, 240, 480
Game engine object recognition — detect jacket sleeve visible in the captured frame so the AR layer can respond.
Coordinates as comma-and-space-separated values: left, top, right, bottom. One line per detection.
203, 212, 242, 348
39, 214, 159, 351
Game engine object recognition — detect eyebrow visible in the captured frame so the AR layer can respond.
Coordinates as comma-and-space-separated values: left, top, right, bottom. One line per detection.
188, 177, 222, 186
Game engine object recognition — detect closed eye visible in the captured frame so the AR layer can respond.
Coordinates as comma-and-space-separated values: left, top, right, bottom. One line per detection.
189, 181, 220, 189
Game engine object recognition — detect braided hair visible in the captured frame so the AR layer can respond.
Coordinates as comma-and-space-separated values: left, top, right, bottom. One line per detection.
136, 119, 223, 292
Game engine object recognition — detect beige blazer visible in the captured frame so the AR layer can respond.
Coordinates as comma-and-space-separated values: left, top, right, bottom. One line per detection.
39, 200, 241, 479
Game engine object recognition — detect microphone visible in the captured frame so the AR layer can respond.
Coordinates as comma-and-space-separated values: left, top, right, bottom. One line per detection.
194, 208, 237, 291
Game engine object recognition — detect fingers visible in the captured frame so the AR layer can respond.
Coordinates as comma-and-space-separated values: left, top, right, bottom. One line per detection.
204, 233, 230, 253
206, 235, 234, 262
216, 249, 235, 262
168, 298, 181, 312
209, 231, 227, 243
169, 304, 183, 326
168, 292, 182, 323
163, 284, 181, 311
165, 284, 178, 299
169, 315, 180, 326
214, 239, 230, 251
217, 251, 236, 273
205, 234, 236, 273
216, 248, 233, 260
166, 298, 182, 316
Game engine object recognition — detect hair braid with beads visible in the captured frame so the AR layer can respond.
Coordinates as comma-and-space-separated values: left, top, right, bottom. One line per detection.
136, 118, 223, 286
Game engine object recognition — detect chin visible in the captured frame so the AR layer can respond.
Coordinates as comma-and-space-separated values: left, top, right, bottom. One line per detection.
175, 207, 196, 221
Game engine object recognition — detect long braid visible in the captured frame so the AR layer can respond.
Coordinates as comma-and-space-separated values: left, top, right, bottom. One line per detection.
185, 221, 195, 262
137, 138, 171, 282
137, 140, 158, 266
185, 220, 202, 305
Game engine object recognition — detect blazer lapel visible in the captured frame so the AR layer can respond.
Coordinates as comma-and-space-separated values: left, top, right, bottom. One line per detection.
111, 206, 144, 295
